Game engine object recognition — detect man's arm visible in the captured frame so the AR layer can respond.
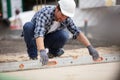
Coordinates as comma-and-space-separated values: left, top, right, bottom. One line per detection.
36, 37, 45, 51
36, 37, 48, 65
33, 9, 50, 65
77, 32, 102, 61
76, 32, 91, 47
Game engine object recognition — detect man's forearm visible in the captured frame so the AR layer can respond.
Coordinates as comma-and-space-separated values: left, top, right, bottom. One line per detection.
36, 37, 48, 65
36, 37, 45, 51
77, 32, 102, 61
77, 32, 91, 47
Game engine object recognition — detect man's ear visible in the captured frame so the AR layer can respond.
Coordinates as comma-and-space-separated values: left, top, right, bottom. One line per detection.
56, 5, 59, 11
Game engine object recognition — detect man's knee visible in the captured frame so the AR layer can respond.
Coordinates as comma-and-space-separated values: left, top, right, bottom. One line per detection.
58, 30, 69, 42
23, 22, 34, 31
44, 30, 69, 48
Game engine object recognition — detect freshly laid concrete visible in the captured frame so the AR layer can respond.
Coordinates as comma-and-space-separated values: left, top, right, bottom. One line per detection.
2, 62, 120, 80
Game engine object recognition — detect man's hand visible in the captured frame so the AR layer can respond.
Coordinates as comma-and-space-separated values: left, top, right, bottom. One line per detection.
40, 49, 48, 65
87, 45, 102, 61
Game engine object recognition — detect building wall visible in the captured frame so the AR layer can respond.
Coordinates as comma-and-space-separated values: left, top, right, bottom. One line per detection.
72, 0, 120, 45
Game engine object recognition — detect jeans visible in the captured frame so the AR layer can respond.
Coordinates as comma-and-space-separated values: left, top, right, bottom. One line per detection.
23, 22, 69, 58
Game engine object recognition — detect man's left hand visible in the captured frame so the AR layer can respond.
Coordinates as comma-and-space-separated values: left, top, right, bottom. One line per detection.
87, 45, 102, 61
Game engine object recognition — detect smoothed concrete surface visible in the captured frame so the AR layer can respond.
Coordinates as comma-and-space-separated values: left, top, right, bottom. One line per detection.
2, 62, 120, 80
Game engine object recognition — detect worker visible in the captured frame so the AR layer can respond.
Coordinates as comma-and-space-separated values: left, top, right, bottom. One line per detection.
23, 0, 102, 65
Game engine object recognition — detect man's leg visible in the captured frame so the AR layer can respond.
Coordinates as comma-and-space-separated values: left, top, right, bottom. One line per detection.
23, 22, 38, 59
44, 30, 69, 58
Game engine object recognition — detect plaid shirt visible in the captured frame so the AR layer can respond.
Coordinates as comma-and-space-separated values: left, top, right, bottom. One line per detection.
31, 6, 81, 39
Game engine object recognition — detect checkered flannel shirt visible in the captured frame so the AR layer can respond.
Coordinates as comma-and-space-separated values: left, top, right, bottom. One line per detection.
31, 6, 81, 39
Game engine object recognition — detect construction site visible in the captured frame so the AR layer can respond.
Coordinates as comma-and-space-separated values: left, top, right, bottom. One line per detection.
0, 0, 120, 80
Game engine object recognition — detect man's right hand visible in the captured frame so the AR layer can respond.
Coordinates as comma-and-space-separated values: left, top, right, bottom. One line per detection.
40, 49, 48, 65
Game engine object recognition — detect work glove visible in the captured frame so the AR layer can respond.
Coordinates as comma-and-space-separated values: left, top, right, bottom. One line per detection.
40, 49, 49, 65
87, 45, 100, 61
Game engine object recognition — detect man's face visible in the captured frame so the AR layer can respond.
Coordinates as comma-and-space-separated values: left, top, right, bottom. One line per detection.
55, 6, 68, 22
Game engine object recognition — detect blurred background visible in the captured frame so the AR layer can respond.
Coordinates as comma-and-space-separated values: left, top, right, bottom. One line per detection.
0, 0, 120, 56
0, 0, 120, 63
0, 0, 120, 45
0, 0, 120, 80
0, 0, 120, 59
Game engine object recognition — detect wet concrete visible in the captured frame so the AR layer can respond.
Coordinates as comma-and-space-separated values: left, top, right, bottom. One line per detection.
2, 62, 120, 80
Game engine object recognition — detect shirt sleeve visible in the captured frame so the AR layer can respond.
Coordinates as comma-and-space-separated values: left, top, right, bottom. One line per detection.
34, 12, 48, 38
66, 18, 81, 39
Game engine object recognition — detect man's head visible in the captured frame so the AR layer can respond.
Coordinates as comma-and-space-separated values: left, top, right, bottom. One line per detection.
55, 5, 67, 22
58, 0, 76, 17
55, 0, 76, 22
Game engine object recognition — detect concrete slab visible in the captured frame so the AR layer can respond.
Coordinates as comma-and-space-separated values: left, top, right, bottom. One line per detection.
2, 62, 120, 80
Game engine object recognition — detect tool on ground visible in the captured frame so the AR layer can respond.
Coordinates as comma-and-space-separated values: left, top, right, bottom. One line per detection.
0, 53, 120, 72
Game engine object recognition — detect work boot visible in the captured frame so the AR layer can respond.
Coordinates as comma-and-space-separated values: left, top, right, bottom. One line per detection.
30, 57, 38, 60
56, 49, 64, 57
20, 31, 24, 37
48, 49, 64, 58
47, 53, 54, 59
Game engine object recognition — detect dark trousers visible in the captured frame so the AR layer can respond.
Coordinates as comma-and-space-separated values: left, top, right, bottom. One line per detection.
23, 22, 69, 58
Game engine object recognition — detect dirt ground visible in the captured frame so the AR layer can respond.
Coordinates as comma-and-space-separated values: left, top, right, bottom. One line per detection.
0, 39, 120, 63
